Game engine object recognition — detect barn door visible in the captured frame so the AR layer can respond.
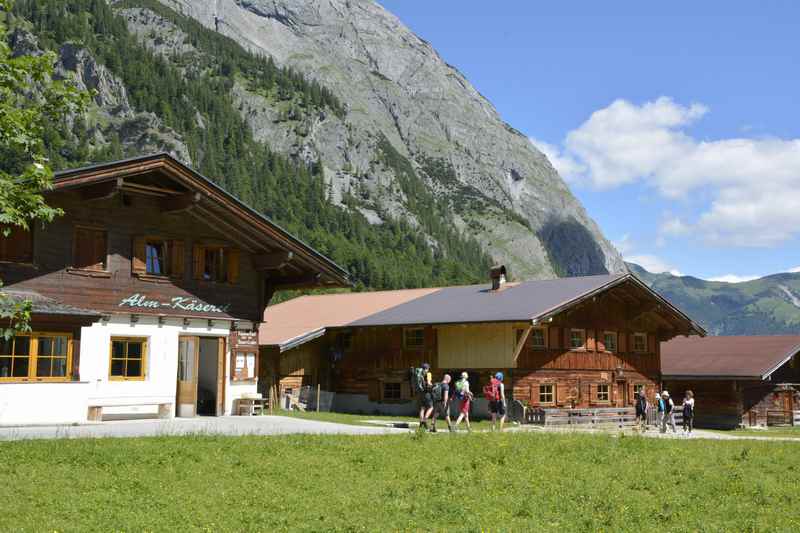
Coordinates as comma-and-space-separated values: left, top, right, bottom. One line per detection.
176, 336, 199, 417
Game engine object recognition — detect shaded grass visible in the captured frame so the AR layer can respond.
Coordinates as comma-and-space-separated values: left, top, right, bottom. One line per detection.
1, 432, 799, 531
278, 410, 497, 431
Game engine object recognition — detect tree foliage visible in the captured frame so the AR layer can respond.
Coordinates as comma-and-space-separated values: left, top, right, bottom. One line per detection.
0, 0, 88, 338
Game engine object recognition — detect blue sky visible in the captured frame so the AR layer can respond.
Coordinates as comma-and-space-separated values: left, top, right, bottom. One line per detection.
379, 1, 799, 281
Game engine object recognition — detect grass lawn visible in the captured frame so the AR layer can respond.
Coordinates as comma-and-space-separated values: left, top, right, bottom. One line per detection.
2, 432, 799, 531
707, 426, 800, 439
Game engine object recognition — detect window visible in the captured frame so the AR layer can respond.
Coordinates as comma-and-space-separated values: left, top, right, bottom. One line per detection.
531, 328, 547, 349
192, 245, 239, 283
633, 384, 645, 397
231, 351, 256, 381
633, 333, 647, 352
72, 226, 107, 271
539, 384, 554, 404
109, 337, 147, 380
0, 333, 72, 381
146, 241, 167, 275
403, 328, 425, 350
596, 384, 610, 402
132, 237, 184, 278
569, 329, 586, 350
0, 225, 32, 263
339, 331, 353, 352
383, 382, 402, 401
603, 331, 617, 352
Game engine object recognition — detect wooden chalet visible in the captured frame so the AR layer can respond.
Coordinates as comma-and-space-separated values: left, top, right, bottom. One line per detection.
259, 268, 704, 416
0, 154, 349, 425
663, 336, 800, 428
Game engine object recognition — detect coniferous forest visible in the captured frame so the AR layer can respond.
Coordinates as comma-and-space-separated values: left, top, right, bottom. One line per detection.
9, 0, 493, 291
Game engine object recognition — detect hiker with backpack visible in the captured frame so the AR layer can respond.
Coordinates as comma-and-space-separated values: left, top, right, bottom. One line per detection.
635, 389, 648, 432
655, 390, 665, 431
411, 363, 434, 430
661, 391, 676, 433
430, 374, 453, 432
682, 390, 695, 435
484, 371, 507, 431
453, 371, 473, 431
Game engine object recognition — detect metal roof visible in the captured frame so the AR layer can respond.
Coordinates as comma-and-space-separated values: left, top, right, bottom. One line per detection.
662, 335, 800, 380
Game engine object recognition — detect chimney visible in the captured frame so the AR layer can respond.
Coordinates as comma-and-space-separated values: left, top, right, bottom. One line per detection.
489, 265, 507, 291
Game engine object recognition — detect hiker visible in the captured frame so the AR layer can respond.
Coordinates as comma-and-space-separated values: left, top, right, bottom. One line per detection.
635, 389, 648, 431
656, 390, 665, 431
682, 390, 695, 435
661, 391, 676, 433
484, 371, 506, 431
414, 363, 434, 430
430, 374, 453, 432
453, 371, 474, 431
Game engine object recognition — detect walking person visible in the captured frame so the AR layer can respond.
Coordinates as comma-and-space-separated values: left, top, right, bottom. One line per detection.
484, 372, 506, 431
414, 363, 434, 430
656, 390, 665, 432
635, 389, 648, 432
661, 391, 676, 434
430, 374, 453, 432
453, 372, 473, 432
682, 390, 695, 436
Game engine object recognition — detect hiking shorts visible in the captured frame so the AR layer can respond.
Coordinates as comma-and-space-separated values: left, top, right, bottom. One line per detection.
434, 401, 449, 417
459, 398, 471, 415
489, 400, 506, 416
420, 391, 434, 409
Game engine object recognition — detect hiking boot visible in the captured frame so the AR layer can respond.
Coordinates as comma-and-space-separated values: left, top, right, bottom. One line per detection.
430, 426, 437, 433
448, 423, 454, 432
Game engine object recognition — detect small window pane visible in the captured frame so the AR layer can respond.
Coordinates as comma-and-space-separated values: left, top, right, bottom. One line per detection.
14, 336, 30, 356
110, 359, 125, 376
570, 330, 584, 349
36, 357, 52, 377
112, 341, 126, 358
604, 333, 617, 352
53, 337, 68, 357
0, 338, 12, 355
38, 337, 54, 357
146, 242, 166, 275
0, 357, 11, 378
126, 359, 142, 377
51, 358, 68, 378
11, 357, 28, 377
531, 329, 546, 348
127, 342, 142, 359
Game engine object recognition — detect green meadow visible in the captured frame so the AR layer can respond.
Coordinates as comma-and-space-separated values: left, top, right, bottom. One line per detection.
1, 432, 798, 532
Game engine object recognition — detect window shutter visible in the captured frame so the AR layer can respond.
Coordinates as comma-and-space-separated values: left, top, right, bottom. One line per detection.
170, 240, 185, 278
618, 332, 627, 353
530, 381, 539, 405
132, 237, 147, 275
549, 327, 560, 349
368, 380, 380, 402
1, 225, 32, 263
192, 245, 204, 280
648, 333, 656, 353
590, 383, 597, 403
226, 248, 240, 284
586, 330, 595, 351
93, 230, 107, 270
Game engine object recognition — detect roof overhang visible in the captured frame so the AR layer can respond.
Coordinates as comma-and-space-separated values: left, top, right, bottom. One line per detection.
760, 343, 800, 380
52, 153, 351, 289
662, 374, 764, 381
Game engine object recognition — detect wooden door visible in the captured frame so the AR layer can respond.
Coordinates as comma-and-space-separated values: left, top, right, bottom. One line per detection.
616, 380, 628, 407
176, 336, 199, 417
781, 391, 793, 412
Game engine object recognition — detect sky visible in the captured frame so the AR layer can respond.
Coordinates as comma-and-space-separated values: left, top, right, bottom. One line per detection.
378, 1, 800, 281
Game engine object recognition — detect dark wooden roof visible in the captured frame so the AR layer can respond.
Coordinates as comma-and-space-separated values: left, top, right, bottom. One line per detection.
52, 153, 350, 289
662, 335, 800, 380
2, 289, 101, 317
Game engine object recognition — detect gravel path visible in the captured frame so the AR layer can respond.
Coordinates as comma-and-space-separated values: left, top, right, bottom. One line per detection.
0, 415, 407, 441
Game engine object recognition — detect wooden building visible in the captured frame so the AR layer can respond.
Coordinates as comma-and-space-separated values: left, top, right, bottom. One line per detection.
0, 154, 348, 425
663, 336, 800, 428
260, 269, 704, 415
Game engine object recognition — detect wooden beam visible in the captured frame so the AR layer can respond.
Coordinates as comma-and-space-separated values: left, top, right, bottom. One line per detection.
122, 182, 184, 196
253, 250, 294, 271
513, 325, 533, 361
161, 192, 202, 214
270, 272, 322, 290
80, 177, 123, 201
190, 205, 263, 251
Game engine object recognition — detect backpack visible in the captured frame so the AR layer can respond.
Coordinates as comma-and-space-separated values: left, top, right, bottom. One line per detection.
664, 398, 673, 414
657, 398, 665, 412
432, 383, 445, 402
455, 379, 466, 399
483, 378, 500, 401
683, 402, 693, 417
409, 367, 427, 394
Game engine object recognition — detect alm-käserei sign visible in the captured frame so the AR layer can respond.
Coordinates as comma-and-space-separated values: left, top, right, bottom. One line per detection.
118, 293, 231, 314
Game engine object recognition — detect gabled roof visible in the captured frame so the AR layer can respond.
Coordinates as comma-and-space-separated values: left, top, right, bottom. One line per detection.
261, 273, 705, 350
2, 289, 101, 318
662, 335, 800, 380
259, 288, 439, 351
52, 153, 350, 289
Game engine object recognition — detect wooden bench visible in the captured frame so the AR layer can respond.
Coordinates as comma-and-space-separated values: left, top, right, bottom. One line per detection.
235, 397, 267, 416
87, 402, 173, 422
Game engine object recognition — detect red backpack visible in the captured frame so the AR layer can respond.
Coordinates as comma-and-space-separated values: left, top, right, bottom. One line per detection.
483, 378, 500, 401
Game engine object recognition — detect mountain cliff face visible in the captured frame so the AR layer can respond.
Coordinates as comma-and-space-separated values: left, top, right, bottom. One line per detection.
629, 263, 800, 335
156, 0, 624, 279
10, 0, 624, 287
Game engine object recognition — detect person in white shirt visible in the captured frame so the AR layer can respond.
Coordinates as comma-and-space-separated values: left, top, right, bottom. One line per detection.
682, 390, 695, 435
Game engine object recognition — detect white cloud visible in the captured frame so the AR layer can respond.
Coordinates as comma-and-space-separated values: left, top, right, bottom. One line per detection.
625, 254, 681, 276
529, 137, 584, 181
706, 274, 762, 283
789, 266, 800, 273
541, 97, 800, 247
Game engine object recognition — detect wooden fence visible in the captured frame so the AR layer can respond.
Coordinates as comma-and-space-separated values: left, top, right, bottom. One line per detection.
525, 407, 636, 429
766, 410, 800, 427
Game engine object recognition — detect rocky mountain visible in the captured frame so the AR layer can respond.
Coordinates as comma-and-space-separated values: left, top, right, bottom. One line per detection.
9, 0, 624, 287
629, 263, 800, 335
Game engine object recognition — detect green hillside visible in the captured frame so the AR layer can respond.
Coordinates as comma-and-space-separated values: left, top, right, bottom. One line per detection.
629, 263, 800, 335
8, 0, 492, 290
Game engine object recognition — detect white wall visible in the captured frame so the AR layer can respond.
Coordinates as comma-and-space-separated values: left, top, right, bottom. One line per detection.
1, 314, 258, 425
